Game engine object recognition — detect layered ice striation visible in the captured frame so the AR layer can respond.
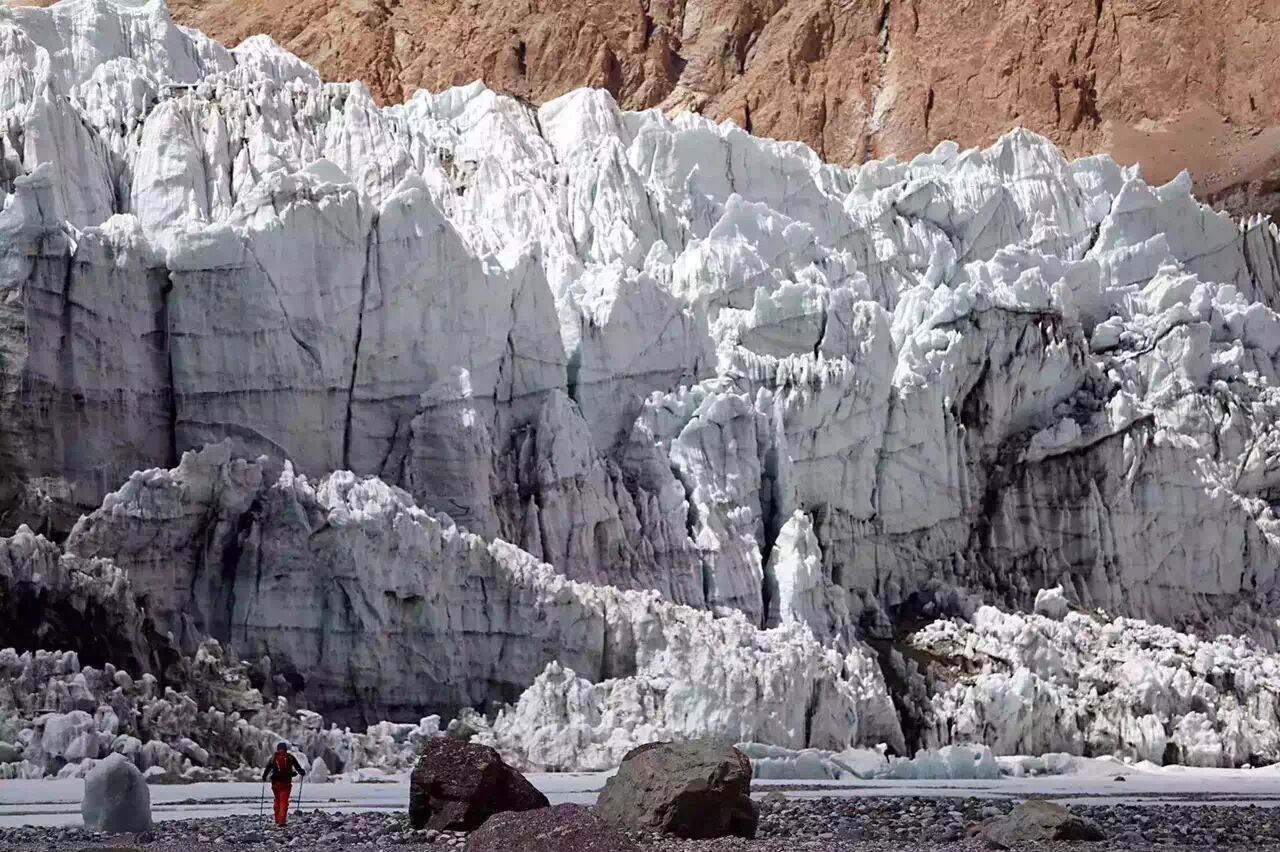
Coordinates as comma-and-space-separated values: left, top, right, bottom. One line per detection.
3, 0, 1280, 770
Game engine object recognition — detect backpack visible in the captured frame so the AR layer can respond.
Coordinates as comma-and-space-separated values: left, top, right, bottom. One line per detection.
271, 751, 294, 782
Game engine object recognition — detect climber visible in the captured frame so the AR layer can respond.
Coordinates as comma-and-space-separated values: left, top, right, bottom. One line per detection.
262, 741, 306, 826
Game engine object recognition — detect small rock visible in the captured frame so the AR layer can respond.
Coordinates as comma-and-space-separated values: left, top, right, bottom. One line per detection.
760, 791, 788, 808
981, 800, 1106, 849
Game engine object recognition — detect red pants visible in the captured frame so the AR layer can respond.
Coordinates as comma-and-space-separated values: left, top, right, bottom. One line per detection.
271, 781, 292, 826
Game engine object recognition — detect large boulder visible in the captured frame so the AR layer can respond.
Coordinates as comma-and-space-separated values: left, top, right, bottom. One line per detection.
595, 740, 757, 839
409, 737, 549, 830
981, 800, 1106, 849
82, 753, 153, 833
465, 803, 639, 852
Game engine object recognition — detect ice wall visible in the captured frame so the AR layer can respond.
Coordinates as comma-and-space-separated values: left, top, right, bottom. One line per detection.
2, 0, 1280, 760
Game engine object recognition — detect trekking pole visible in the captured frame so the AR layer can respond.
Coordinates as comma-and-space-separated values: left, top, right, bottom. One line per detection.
295, 776, 304, 816
258, 779, 265, 820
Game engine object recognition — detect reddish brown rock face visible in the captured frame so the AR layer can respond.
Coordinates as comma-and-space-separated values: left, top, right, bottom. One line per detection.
20, 0, 1280, 215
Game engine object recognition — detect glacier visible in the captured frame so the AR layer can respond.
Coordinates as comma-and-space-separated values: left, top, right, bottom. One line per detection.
2, 0, 1280, 775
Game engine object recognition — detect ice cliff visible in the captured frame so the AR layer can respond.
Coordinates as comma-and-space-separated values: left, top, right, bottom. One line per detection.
3, 0, 1280, 771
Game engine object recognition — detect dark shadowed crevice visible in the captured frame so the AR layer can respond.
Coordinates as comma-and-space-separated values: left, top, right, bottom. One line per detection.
343, 218, 377, 469
0, 576, 183, 684
161, 276, 180, 467
802, 681, 820, 746
866, 591, 966, 754
216, 496, 261, 644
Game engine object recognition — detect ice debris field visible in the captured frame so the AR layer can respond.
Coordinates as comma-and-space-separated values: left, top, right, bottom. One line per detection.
2, 0, 1280, 791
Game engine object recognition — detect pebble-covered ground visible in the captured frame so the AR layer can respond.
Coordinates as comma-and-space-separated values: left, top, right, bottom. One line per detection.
2, 795, 1279, 850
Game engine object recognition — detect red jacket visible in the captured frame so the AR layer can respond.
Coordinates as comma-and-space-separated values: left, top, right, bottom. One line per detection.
263, 751, 306, 783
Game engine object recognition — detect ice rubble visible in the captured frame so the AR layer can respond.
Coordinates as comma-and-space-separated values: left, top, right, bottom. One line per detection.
465, 636, 901, 771
0, 641, 442, 782
913, 607, 1280, 768
737, 742, 1000, 781
466, 602, 1280, 770
738, 743, 1125, 781
0, 0, 1279, 772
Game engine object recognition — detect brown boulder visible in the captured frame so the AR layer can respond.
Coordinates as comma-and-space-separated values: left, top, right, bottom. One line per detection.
465, 803, 639, 852
596, 739, 757, 839
408, 738, 549, 831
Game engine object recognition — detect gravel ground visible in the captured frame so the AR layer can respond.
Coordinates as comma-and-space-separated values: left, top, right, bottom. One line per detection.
2, 795, 1278, 850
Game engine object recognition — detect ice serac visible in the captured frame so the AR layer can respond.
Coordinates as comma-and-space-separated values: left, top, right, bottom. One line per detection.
913, 607, 1280, 768
66, 442, 900, 745
0, 525, 171, 677
0, 182, 172, 533
467, 621, 904, 772
0, 639, 446, 781
5, 0, 1280, 769
495, 389, 703, 604
165, 168, 370, 474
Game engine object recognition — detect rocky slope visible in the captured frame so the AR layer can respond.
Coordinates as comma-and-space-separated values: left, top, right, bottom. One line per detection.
4, 0, 1280, 772
24, 0, 1276, 219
